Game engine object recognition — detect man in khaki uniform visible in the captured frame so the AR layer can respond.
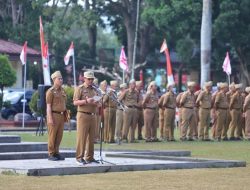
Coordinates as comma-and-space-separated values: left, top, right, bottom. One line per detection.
142, 81, 159, 142
180, 81, 196, 141
119, 79, 139, 143
223, 83, 235, 140
243, 87, 250, 140
103, 80, 118, 143
136, 81, 144, 140
196, 81, 212, 141
162, 83, 176, 141
115, 83, 127, 144
46, 71, 67, 161
176, 92, 184, 135
211, 83, 221, 139
228, 84, 243, 140
158, 90, 166, 140
73, 71, 99, 164
214, 82, 229, 141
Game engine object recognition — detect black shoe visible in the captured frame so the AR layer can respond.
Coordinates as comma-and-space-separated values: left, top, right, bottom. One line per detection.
152, 138, 161, 142
187, 138, 194, 141
229, 137, 235, 141
48, 155, 59, 161
54, 153, 65, 160
235, 137, 242, 141
204, 138, 211, 141
180, 137, 187, 141
86, 159, 99, 164
76, 158, 87, 165
145, 139, 152, 142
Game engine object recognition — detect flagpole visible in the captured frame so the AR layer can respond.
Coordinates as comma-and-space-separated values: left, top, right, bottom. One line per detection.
122, 70, 125, 83
228, 74, 230, 84
22, 60, 27, 128
72, 53, 76, 87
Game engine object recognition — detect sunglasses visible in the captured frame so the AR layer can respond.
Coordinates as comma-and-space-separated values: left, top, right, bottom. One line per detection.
87, 78, 94, 81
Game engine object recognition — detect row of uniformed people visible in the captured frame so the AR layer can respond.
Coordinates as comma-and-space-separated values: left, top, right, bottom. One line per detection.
46, 70, 250, 164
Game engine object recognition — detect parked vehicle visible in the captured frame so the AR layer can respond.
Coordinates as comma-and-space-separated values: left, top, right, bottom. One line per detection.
1, 90, 34, 120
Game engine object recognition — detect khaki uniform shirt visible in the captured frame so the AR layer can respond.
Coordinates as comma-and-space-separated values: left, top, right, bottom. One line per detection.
176, 92, 184, 108
137, 90, 144, 109
180, 91, 195, 108
163, 91, 176, 109
215, 91, 229, 109
196, 90, 212, 109
158, 94, 165, 109
121, 89, 139, 107
73, 83, 97, 113
230, 91, 243, 109
243, 94, 250, 112
143, 92, 159, 109
103, 90, 117, 108
46, 86, 67, 112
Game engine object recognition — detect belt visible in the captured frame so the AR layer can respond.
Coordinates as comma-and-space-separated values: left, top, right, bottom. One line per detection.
52, 111, 64, 115
231, 108, 241, 110
183, 107, 193, 109
145, 107, 157, 110
201, 107, 211, 109
78, 111, 96, 115
165, 107, 175, 110
127, 105, 136, 109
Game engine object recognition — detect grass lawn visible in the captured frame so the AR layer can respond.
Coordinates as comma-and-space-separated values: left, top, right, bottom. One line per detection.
0, 130, 249, 190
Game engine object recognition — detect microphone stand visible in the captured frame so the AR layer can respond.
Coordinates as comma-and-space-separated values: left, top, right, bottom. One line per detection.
92, 85, 115, 165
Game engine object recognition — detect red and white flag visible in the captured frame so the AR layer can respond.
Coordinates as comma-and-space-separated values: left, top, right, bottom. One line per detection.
20, 41, 27, 65
160, 39, 174, 85
39, 16, 51, 85
64, 42, 74, 65
119, 46, 128, 71
222, 52, 231, 75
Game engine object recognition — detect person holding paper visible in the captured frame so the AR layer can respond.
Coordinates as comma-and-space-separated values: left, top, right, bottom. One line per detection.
73, 71, 99, 165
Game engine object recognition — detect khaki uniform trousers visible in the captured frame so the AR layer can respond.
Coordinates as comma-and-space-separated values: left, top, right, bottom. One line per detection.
137, 109, 144, 139
245, 109, 250, 139
76, 112, 96, 161
229, 109, 242, 138
178, 108, 182, 135
164, 108, 175, 140
180, 108, 195, 139
221, 109, 231, 139
198, 108, 210, 140
211, 109, 217, 139
159, 108, 165, 139
122, 107, 138, 141
215, 109, 229, 140
115, 109, 124, 140
144, 109, 158, 140
193, 107, 199, 138
104, 107, 116, 142
47, 113, 64, 156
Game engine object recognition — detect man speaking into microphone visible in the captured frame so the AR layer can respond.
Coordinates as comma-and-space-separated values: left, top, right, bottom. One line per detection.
73, 71, 99, 165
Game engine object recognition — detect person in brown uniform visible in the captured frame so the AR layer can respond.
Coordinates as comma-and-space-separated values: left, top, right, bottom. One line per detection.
162, 83, 176, 141
73, 71, 99, 164
115, 83, 127, 144
46, 71, 67, 161
103, 80, 118, 143
158, 89, 166, 140
196, 81, 212, 141
223, 83, 235, 140
228, 84, 243, 140
119, 79, 139, 143
176, 91, 184, 135
214, 82, 229, 141
136, 81, 144, 140
180, 81, 196, 141
243, 87, 250, 140
211, 83, 221, 139
142, 81, 159, 142
193, 89, 201, 140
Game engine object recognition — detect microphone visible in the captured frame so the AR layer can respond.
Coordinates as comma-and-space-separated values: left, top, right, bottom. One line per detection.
91, 84, 106, 95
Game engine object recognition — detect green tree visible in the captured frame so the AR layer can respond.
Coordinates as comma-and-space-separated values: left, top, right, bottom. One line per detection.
0, 55, 16, 109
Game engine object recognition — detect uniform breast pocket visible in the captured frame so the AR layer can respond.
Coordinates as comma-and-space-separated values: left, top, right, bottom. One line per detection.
53, 94, 61, 104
